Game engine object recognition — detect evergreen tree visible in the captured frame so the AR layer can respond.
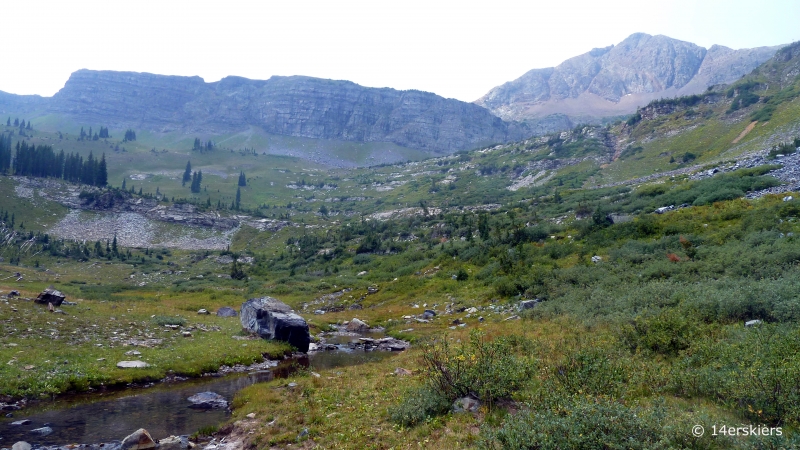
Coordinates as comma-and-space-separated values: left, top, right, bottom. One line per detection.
230, 256, 246, 280
122, 178, 127, 190
13, 118, 19, 126
235, 187, 241, 210
26, 121, 31, 130
96, 153, 108, 187
123, 129, 136, 142
238, 171, 246, 187
112, 234, 118, 255
5, 118, 9, 126
182, 161, 192, 186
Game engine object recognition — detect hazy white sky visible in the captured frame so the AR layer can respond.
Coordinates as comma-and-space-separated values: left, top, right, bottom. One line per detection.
2, 0, 798, 102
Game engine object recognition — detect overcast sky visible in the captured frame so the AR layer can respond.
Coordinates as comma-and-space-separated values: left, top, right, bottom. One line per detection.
2, 0, 798, 102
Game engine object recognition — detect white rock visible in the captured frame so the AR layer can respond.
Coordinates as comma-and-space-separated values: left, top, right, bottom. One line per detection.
117, 360, 151, 368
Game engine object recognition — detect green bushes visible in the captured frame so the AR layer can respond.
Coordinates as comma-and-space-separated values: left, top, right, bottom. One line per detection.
670, 324, 800, 426
554, 348, 628, 398
153, 315, 187, 326
388, 385, 451, 426
480, 397, 698, 450
620, 309, 698, 356
389, 331, 532, 426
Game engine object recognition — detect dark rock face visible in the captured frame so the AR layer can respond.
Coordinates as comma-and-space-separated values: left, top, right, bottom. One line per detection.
34, 288, 65, 307
1, 70, 526, 155
476, 33, 782, 121
240, 297, 310, 352
186, 391, 228, 409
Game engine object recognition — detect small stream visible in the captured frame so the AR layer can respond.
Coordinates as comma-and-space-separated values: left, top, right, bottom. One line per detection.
0, 334, 398, 447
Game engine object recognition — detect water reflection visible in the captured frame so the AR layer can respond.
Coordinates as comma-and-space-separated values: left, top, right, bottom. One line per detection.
0, 335, 399, 446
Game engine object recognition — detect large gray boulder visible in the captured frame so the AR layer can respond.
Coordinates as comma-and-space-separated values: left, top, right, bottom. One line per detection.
187, 391, 228, 409
34, 288, 65, 307
120, 428, 156, 450
216, 306, 237, 317
240, 297, 310, 352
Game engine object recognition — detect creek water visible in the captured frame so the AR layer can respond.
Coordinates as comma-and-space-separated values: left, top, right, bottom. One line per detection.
0, 335, 397, 447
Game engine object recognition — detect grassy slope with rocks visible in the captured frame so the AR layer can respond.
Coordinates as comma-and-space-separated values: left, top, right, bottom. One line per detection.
3, 44, 800, 448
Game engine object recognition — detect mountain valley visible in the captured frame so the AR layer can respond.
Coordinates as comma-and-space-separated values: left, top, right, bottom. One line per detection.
1, 36, 800, 450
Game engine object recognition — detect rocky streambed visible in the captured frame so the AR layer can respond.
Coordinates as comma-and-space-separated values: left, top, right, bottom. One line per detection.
1, 330, 407, 450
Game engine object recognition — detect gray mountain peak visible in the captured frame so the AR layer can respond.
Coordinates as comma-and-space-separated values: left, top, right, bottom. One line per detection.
475, 33, 782, 122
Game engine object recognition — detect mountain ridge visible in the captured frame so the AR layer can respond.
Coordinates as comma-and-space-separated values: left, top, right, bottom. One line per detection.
0, 70, 529, 156
475, 33, 783, 122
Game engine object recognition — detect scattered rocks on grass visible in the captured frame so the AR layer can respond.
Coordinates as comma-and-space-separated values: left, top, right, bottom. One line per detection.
197, 309, 210, 315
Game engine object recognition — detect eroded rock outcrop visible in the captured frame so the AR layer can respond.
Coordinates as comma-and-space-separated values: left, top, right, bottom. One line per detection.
240, 297, 310, 352
5, 70, 528, 154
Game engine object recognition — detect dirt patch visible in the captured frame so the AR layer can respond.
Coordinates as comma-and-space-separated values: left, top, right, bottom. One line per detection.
732, 121, 758, 144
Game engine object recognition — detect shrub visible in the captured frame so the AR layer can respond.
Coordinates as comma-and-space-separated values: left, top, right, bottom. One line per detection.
479, 396, 722, 450
620, 308, 697, 356
390, 331, 532, 426
670, 324, 800, 426
554, 348, 628, 398
387, 385, 451, 427
420, 331, 531, 407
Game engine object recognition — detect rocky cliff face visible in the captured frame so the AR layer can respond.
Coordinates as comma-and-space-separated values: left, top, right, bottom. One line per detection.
16, 70, 526, 154
476, 33, 782, 121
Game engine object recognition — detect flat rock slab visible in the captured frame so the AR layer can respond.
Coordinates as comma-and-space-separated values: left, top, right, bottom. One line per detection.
116, 360, 150, 368
12, 442, 31, 450
187, 391, 228, 409
216, 306, 237, 317
30, 426, 53, 436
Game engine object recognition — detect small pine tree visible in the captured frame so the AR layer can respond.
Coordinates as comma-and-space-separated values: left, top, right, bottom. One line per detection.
235, 187, 241, 210
96, 153, 108, 187
182, 161, 192, 186
230, 256, 246, 280
121, 178, 127, 190
112, 234, 118, 255
238, 171, 246, 187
